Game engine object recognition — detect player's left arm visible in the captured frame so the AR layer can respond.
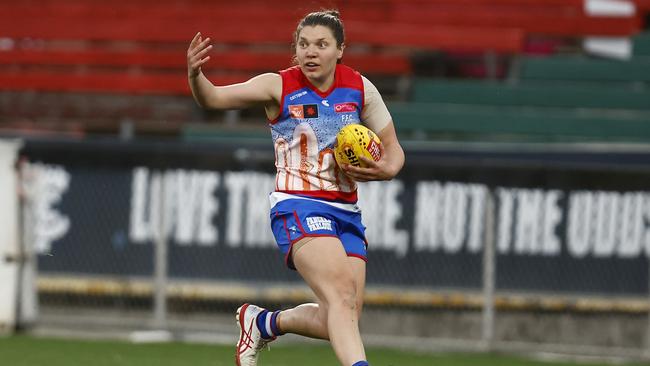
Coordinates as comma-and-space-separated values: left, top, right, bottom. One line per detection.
342, 76, 405, 182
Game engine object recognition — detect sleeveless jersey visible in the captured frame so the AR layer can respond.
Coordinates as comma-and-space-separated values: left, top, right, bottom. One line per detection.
269, 64, 364, 203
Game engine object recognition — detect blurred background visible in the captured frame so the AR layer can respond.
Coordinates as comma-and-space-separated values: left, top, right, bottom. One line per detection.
1, 0, 650, 363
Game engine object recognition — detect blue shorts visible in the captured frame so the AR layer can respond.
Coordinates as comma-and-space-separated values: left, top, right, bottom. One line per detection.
270, 198, 368, 270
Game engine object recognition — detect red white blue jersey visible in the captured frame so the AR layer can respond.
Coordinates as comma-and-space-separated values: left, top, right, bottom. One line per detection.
269, 64, 364, 203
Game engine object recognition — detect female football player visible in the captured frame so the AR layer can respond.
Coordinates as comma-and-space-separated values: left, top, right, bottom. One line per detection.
187, 10, 404, 366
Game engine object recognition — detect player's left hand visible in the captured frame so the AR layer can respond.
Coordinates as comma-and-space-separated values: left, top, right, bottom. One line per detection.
342, 144, 396, 182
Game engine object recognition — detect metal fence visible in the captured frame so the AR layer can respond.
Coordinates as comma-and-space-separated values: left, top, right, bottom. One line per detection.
8, 138, 650, 358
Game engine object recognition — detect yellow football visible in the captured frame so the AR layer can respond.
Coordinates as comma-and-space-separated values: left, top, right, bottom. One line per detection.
334, 124, 382, 169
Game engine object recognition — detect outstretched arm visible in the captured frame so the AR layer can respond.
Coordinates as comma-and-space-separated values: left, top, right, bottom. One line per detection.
187, 32, 280, 110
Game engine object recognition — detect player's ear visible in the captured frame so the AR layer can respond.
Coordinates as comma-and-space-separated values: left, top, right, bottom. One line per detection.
337, 43, 345, 61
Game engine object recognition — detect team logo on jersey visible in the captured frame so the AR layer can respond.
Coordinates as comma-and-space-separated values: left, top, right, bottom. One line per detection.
304, 104, 319, 118
289, 105, 304, 118
334, 102, 358, 113
289, 104, 319, 119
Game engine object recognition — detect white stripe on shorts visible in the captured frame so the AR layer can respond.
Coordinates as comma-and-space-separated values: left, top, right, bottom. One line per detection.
269, 192, 361, 213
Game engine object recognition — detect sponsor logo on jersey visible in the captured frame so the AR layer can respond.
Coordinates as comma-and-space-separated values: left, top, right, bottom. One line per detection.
306, 216, 333, 231
321, 100, 330, 107
289, 90, 308, 101
334, 102, 358, 113
289, 104, 319, 119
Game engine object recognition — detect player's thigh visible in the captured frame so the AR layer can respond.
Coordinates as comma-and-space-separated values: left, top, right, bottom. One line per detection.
293, 236, 357, 304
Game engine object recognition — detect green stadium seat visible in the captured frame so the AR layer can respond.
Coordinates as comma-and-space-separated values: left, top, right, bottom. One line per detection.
405, 77, 650, 142
633, 32, 650, 57
519, 56, 650, 83
412, 80, 650, 110
389, 102, 650, 142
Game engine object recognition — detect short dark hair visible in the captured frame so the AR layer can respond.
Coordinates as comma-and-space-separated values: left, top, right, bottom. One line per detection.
294, 10, 345, 49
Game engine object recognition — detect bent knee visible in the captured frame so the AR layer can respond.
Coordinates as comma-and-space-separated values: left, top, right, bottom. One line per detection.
323, 278, 358, 311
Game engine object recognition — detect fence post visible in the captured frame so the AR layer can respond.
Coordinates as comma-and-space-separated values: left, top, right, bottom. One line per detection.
153, 171, 168, 329
0, 139, 22, 334
484, 51, 498, 80
646, 258, 650, 359
481, 188, 496, 350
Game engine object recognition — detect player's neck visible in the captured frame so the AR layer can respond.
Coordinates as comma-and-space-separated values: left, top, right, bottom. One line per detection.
307, 73, 335, 93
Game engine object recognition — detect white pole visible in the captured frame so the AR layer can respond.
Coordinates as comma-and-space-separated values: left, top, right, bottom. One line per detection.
481, 188, 496, 350
0, 139, 23, 334
153, 171, 168, 329
645, 257, 650, 359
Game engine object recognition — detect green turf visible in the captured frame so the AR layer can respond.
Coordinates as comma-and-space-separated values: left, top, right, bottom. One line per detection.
0, 335, 648, 366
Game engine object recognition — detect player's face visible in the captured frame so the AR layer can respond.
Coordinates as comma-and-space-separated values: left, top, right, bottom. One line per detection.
295, 25, 343, 85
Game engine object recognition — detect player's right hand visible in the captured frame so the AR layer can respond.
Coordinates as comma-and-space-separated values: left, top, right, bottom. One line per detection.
187, 32, 212, 79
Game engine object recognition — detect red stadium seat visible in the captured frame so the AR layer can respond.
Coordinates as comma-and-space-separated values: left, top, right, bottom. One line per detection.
0, 0, 643, 95
0, 0, 521, 94
632, 0, 650, 11
390, 5, 643, 36
0, 45, 411, 94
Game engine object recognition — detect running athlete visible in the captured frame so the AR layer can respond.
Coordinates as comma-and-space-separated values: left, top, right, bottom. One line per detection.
187, 10, 404, 366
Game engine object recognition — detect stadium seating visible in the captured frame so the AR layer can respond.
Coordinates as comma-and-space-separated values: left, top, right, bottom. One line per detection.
384, 0, 650, 143
389, 3, 642, 36
518, 56, 650, 83
411, 80, 650, 110
396, 85, 650, 141
389, 102, 650, 142
0, 0, 530, 95
1, 0, 644, 95
633, 0, 650, 11
633, 31, 650, 56
0, 0, 648, 140
394, 52, 650, 142
0, 49, 410, 94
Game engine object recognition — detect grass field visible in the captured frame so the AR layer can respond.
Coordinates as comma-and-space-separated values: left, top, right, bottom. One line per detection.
1, 335, 649, 366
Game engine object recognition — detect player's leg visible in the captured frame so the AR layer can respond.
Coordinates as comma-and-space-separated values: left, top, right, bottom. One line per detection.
277, 250, 366, 341
271, 238, 328, 339
276, 302, 327, 339
240, 199, 369, 365
290, 236, 367, 365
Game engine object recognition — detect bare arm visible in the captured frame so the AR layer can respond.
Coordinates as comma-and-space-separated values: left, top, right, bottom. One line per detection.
187, 32, 280, 110
342, 76, 404, 182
